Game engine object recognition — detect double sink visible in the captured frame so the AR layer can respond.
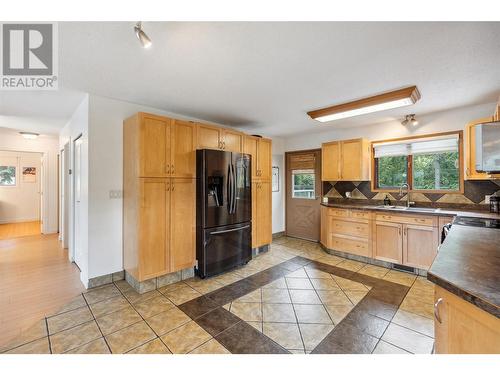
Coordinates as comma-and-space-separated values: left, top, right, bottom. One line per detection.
374, 205, 441, 213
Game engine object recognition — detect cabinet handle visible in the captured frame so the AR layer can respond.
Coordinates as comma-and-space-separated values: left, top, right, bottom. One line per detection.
223, 141, 226, 149
166, 164, 170, 174
166, 182, 170, 191
466, 168, 470, 176
171, 165, 174, 174
171, 182, 174, 191
434, 298, 443, 323
404, 227, 407, 236
398, 227, 401, 235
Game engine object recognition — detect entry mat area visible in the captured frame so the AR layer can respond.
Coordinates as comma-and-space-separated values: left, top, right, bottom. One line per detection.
1, 237, 434, 354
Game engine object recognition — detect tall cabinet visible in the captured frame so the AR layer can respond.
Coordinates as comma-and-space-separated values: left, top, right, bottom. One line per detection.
124, 113, 197, 282
244, 136, 272, 248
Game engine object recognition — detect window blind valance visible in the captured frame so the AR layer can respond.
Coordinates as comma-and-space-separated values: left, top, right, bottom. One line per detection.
290, 153, 316, 170
373, 134, 459, 158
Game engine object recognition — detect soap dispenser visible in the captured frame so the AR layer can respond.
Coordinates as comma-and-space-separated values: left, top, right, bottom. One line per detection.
383, 194, 391, 206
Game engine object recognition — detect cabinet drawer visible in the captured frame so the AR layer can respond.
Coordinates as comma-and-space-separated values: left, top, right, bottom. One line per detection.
351, 210, 371, 220
376, 213, 436, 226
331, 219, 369, 238
331, 235, 370, 257
327, 208, 350, 218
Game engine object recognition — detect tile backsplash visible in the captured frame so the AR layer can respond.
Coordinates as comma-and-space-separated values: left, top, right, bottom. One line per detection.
323, 180, 500, 209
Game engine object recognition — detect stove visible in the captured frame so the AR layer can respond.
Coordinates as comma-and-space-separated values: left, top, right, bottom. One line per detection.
453, 216, 500, 229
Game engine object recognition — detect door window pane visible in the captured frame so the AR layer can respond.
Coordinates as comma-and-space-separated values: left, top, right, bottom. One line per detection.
0, 166, 16, 186
376, 156, 407, 188
292, 169, 315, 199
413, 152, 459, 190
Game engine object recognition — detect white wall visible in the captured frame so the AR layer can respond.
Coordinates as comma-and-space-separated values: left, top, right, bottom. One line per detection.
285, 102, 497, 151
0, 151, 42, 223
271, 137, 285, 234
0, 128, 59, 233
59, 95, 90, 286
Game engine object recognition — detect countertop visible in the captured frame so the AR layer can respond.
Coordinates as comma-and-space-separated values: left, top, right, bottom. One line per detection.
427, 224, 500, 317
321, 201, 500, 317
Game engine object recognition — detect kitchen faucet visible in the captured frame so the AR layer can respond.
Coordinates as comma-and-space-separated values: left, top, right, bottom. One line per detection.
399, 183, 415, 208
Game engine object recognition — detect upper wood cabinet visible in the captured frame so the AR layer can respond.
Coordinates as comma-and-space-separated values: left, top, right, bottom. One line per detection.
125, 113, 196, 178
465, 117, 500, 180
196, 123, 243, 152
243, 136, 272, 181
321, 138, 370, 181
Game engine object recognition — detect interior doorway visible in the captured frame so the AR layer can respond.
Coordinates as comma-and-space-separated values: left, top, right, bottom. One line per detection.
72, 136, 84, 269
285, 149, 322, 241
0, 150, 43, 239
60, 143, 70, 250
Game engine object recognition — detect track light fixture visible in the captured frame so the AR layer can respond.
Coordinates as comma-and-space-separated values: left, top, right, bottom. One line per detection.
134, 22, 152, 48
402, 114, 418, 127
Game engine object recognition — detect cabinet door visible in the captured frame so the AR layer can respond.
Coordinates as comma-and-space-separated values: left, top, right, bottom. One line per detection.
374, 221, 403, 264
403, 224, 439, 269
197, 123, 221, 150
139, 178, 169, 280
321, 142, 340, 181
170, 178, 196, 271
139, 115, 170, 177
251, 181, 258, 248
341, 139, 363, 181
244, 136, 259, 180
320, 206, 328, 246
258, 139, 272, 180
223, 129, 243, 152
171, 120, 196, 178
255, 181, 272, 247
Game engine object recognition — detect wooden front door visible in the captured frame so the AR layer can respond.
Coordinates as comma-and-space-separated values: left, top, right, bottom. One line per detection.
285, 150, 322, 241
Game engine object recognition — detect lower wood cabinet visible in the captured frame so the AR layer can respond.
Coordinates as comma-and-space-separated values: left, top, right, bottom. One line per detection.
253, 180, 272, 248
434, 285, 500, 353
403, 224, 439, 269
373, 221, 403, 264
125, 177, 196, 282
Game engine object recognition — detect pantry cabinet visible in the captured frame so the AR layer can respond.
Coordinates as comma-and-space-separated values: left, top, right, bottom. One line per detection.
253, 180, 272, 248
321, 138, 370, 181
124, 113, 196, 282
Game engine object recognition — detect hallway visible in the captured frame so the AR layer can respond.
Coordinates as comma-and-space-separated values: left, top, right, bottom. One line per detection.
0, 234, 84, 349
0, 221, 41, 240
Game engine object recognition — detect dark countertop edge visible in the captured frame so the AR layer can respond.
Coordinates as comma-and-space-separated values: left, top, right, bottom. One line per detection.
427, 272, 500, 318
320, 202, 500, 219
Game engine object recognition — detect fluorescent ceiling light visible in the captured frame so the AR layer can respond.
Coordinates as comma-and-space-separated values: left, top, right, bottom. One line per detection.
308, 86, 421, 123
19, 132, 39, 139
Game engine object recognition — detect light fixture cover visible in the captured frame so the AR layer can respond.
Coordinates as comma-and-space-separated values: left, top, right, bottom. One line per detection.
308, 86, 421, 123
134, 22, 152, 48
19, 132, 39, 139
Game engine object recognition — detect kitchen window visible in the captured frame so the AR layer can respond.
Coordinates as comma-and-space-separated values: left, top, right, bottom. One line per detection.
292, 169, 316, 199
372, 131, 463, 192
0, 165, 17, 186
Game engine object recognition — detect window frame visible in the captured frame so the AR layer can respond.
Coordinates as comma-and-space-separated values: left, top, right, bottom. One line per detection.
0, 165, 17, 187
291, 169, 316, 199
371, 130, 464, 194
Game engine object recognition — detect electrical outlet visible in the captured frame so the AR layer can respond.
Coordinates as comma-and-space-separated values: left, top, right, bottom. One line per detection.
109, 190, 123, 199
485, 195, 491, 204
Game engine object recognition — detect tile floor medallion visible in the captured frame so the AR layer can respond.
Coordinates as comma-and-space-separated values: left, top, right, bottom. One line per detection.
1, 237, 435, 354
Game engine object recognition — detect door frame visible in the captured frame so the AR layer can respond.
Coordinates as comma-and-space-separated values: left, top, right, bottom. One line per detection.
284, 148, 322, 240
71, 134, 83, 264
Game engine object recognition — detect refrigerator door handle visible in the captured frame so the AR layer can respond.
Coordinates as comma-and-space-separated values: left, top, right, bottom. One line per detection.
227, 164, 232, 214
231, 164, 237, 214
210, 225, 250, 235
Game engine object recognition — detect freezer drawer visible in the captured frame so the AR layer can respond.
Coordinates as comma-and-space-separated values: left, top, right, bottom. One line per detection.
197, 222, 252, 278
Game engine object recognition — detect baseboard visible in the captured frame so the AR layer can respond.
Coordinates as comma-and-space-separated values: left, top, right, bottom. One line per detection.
272, 231, 285, 239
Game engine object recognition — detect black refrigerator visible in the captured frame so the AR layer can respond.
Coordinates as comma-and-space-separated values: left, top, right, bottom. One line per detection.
196, 149, 252, 278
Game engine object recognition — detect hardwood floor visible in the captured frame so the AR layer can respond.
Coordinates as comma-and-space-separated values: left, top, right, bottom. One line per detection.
0, 233, 84, 348
0, 221, 41, 240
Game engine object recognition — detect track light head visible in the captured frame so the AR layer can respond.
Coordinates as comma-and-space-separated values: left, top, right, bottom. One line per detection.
402, 114, 418, 127
134, 22, 152, 48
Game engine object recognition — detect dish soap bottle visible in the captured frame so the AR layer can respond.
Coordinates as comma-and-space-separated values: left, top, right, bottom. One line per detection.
383, 194, 391, 206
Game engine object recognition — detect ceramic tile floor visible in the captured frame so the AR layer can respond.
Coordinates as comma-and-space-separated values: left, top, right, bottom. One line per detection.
1, 237, 435, 354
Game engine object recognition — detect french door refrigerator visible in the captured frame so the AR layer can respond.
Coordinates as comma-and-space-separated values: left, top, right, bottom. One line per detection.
196, 149, 252, 278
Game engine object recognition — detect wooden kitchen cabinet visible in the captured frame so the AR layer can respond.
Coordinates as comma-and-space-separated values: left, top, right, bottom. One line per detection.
403, 224, 439, 269
169, 178, 196, 271
137, 178, 170, 280
243, 135, 272, 181
374, 221, 403, 264
253, 180, 272, 248
197, 123, 243, 152
320, 206, 328, 246
171, 119, 197, 178
465, 117, 500, 180
321, 138, 370, 181
434, 285, 500, 353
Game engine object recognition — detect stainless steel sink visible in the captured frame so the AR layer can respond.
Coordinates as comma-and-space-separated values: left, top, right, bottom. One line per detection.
375, 205, 407, 210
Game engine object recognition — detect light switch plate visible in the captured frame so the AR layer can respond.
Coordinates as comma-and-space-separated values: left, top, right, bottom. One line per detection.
109, 190, 123, 199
